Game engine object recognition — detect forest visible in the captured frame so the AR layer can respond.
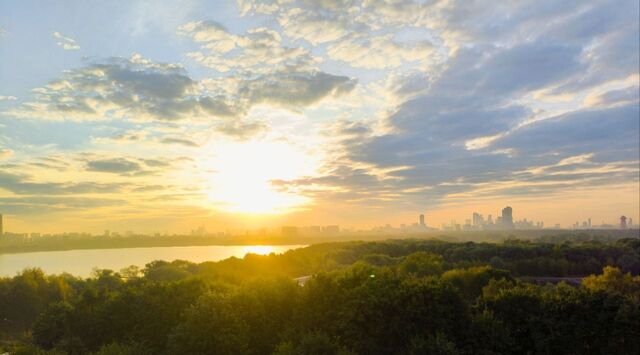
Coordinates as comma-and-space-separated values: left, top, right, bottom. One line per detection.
1, 237, 639, 354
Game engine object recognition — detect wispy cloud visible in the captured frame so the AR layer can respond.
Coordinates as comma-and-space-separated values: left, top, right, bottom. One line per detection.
52, 31, 80, 50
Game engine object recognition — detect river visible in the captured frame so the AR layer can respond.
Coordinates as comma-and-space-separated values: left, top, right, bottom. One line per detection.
0, 245, 306, 277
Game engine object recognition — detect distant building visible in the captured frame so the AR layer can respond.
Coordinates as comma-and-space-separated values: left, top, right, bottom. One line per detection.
501, 206, 514, 229
419, 214, 425, 227
620, 216, 627, 230
0, 214, 3, 235
322, 225, 340, 235
472, 212, 484, 228
281, 226, 299, 237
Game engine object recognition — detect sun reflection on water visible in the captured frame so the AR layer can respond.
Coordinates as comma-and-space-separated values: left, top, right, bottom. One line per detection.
242, 245, 275, 256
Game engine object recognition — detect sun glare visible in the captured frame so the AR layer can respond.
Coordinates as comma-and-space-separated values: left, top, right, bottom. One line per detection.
242, 245, 275, 255
203, 140, 317, 214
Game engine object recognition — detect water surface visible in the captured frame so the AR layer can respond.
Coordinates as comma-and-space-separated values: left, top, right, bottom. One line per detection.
0, 245, 305, 277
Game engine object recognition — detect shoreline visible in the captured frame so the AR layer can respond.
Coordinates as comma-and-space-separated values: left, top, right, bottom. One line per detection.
1, 229, 637, 255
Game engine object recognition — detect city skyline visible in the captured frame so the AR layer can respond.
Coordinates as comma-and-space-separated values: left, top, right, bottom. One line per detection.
0, 206, 636, 236
1, 1, 639, 233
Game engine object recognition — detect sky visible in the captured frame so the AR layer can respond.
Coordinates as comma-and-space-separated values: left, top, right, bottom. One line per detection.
0, 0, 638, 234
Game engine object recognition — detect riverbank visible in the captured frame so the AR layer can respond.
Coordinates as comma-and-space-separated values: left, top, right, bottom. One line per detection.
1, 229, 636, 254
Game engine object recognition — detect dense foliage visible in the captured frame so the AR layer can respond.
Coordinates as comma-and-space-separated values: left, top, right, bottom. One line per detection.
1, 238, 639, 354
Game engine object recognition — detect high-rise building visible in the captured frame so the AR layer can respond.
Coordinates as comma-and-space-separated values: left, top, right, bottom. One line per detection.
472, 212, 484, 227
620, 216, 627, 230
501, 206, 514, 229
322, 225, 340, 235
419, 214, 425, 227
281, 226, 299, 237
629, 218, 633, 228
0, 214, 3, 235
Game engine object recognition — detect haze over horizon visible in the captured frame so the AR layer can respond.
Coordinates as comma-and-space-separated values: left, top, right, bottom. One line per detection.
1, 0, 639, 234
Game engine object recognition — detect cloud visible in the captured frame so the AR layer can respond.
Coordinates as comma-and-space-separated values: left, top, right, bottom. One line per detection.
238, 0, 438, 70
9, 51, 355, 139
214, 120, 268, 140
326, 34, 435, 69
0, 95, 17, 101
52, 32, 80, 50
0, 196, 124, 215
84, 156, 179, 176
9, 55, 199, 122
85, 158, 143, 174
3, 0, 639, 223
306, 103, 639, 209
242, 71, 356, 107
276, 6, 351, 45
229, 1, 640, 212
268, 0, 639, 210
0, 171, 126, 195
179, 21, 357, 112
159, 137, 199, 147
493, 104, 640, 160
0, 149, 13, 159
584, 86, 640, 108
108, 131, 148, 143
179, 21, 319, 73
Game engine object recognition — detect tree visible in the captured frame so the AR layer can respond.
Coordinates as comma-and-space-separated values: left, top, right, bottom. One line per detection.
442, 266, 512, 301
582, 266, 640, 299
33, 301, 74, 349
168, 293, 250, 355
408, 333, 460, 355
398, 252, 444, 277
273, 332, 354, 355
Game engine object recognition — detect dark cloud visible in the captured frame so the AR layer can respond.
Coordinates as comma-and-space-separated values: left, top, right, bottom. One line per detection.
0, 196, 124, 215
588, 86, 640, 107
214, 120, 268, 139
0, 171, 126, 195
142, 158, 171, 168
159, 137, 199, 147
86, 158, 142, 174
243, 71, 357, 107
290, 0, 639, 210
131, 185, 171, 193
494, 104, 640, 159
278, 100, 639, 209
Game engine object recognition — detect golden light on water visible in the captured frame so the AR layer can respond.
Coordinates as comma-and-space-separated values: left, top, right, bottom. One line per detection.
242, 245, 275, 255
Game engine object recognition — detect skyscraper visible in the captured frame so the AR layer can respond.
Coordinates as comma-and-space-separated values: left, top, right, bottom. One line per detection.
501, 206, 514, 229
0, 214, 3, 235
419, 214, 425, 227
472, 212, 484, 227
620, 216, 627, 230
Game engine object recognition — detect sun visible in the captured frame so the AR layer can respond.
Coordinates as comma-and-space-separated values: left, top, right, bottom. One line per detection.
202, 140, 317, 214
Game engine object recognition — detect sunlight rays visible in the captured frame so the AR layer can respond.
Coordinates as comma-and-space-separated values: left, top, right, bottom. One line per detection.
202, 140, 317, 215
